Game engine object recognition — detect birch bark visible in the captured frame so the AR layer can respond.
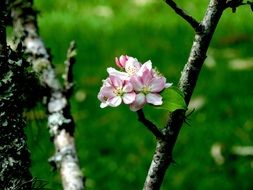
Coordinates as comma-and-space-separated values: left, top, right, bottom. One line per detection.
9, 1, 84, 189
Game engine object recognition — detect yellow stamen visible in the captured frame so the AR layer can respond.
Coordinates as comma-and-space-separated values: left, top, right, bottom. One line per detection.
142, 86, 150, 95
113, 87, 124, 96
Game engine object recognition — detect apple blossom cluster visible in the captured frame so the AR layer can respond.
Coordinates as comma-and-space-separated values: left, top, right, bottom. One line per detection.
98, 55, 172, 111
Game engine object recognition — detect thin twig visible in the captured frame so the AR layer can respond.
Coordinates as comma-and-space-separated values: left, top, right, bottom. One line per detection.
225, 0, 253, 12
225, 0, 243, 12
164, 0, 202, 32
137, 109, 164, 140
64, 40, 76, 96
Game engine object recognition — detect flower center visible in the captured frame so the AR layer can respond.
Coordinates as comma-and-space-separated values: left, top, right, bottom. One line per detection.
125, 65, 139, 75
113, 87, 124, 96
141, 86, 150, 95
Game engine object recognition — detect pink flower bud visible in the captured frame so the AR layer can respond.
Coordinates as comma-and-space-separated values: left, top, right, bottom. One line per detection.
115, 55, 128, 69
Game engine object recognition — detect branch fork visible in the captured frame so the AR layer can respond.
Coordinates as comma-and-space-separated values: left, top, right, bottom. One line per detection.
164, 0, 203, 33
137, 109, 165, 140
143, 0, 229, 189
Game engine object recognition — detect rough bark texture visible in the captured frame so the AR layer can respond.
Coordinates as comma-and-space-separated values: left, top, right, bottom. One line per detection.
9, 1, 84, 189
0, 2, 7, 54
0, 1, 32, 189
143, 0, 227, 189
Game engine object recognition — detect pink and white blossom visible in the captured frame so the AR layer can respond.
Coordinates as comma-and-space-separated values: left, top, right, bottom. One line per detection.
98, 75, 136, 108
98, 55, 172, 111
129, 67, 168, 111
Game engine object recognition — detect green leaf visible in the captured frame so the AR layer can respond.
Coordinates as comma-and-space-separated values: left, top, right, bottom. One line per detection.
157, 87, 187, 112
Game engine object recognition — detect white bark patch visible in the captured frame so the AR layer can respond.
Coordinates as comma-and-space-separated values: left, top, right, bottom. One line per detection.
48, 95, 67, 113
61, 158, 84, 190
55, 130, 74, 149
54, 131, 84, 190
43, 69, 61, 90
25, 37, 47, 56
33, 58, 50, 73
48, 112, 71, 136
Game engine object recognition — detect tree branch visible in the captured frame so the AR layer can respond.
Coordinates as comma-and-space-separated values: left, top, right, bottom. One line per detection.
224, 0, 245, 12
137, 109, 165, 140
143, 0, 227, 189
9, 1, 84, 189
164, 0, 202, 32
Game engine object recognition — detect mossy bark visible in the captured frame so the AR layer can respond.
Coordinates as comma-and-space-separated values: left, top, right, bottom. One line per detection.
10, 1, 84, 189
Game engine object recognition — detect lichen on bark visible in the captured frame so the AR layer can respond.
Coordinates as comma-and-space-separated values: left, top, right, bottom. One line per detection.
9, 0, 84, 189
0, 43, 33, 190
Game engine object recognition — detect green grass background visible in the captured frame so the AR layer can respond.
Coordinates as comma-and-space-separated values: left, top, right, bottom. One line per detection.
25, 0, 253, 189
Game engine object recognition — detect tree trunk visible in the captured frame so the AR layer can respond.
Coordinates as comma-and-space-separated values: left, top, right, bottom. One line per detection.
0, 1, 32, 189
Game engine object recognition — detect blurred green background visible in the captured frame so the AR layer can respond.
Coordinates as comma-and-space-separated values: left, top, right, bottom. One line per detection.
25, 0, 253, 189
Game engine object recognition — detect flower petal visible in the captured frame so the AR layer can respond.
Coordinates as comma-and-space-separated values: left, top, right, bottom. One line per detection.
110, 75, 123, 88
165, 82, 173, 88
115, 55, 129, 68
108, 96, 122, 107
142, 60, 152, 70
100, 102, 108, 108
107, 67, 129, 80
129, 93, 146, 111
115, 57, 122, 68
122, 81, 133, 92
149, 77, 166, 92
137, 60, 152, 76
122, 92, 136, 104
125, 57, 141, 75
141, 67, 153, 86
102, 77, 112, 87
146, 93, 163, 105
130, 75, 143, 91
99, 86, 115, 98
